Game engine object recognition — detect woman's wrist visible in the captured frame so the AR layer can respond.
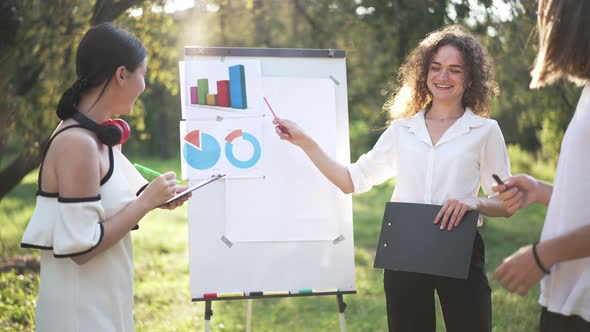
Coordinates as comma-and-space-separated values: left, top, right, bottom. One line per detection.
532, 241, 551, 274
474, 197, 483, 211
529, 176, 542, 204
300, 137, 318, 152
134, 196, 154, 215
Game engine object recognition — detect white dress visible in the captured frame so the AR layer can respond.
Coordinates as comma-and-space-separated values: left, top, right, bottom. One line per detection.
21, 125, 148, 332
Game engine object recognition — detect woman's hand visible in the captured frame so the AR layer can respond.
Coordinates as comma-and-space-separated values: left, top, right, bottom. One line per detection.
492, 174, 539, 215
273, 118, 314, 150
433, 197, 481, 231
494, 244, 546, 296
159, 185, 191, 210
273, 117, 353, 193
138, 171, 179, 210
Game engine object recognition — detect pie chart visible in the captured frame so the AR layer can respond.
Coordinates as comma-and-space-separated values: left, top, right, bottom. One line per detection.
224, 129, 261, 169
183, 130, 221, 170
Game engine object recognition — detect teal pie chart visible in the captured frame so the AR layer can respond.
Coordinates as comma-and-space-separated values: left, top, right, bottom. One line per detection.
183, 130, 221, 170
224, 129, 261, 169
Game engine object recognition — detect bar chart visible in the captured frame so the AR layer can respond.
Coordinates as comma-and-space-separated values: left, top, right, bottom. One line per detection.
189, 64, 248, 109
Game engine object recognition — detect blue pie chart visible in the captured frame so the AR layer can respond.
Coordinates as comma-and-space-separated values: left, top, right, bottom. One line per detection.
224, 130, 261, 169
183, 130, 221, 170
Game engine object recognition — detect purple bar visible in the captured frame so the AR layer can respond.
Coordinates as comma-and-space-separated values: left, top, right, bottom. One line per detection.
190, 86, 198, 104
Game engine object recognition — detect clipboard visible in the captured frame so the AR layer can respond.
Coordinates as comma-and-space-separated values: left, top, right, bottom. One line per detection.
373, 202, 479, 279
166, 174, 225, 203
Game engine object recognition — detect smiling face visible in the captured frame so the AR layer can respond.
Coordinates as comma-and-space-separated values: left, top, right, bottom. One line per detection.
426, 45, 467, 105
112, 58, 147, 116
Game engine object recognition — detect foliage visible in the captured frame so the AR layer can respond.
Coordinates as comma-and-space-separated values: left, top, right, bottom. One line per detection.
1, 0, 583, 198
0, 1, 144, 198
0, 0, 179, 198
0, 1, 88, 198
116, 1, 184, 158
482, 0, 579, 164
507, 144, 555, 182
0, 271, 38, 331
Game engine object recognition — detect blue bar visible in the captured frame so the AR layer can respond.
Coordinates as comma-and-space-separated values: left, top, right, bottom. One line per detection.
229, 65, 247, 109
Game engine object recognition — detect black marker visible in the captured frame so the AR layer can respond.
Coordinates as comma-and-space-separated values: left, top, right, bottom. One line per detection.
492, 174, 504, 186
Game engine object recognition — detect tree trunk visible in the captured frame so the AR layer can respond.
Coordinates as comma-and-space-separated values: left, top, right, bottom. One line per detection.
0, 143, 46, 199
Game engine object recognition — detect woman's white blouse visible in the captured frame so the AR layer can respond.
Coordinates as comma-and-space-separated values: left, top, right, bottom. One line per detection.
347, 109, 510, 205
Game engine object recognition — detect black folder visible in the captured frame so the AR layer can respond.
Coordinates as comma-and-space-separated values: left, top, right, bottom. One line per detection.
374, 202, 479, 279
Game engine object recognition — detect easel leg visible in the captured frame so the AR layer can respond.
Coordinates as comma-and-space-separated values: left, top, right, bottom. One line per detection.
246, 299, 253, 332
204, 300, 213, 332
337, 293, 347, 332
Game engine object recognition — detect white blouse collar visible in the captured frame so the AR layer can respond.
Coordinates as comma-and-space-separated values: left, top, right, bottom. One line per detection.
398, 108, 486, 147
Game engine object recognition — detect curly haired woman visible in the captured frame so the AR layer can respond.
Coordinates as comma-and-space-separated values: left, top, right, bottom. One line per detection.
273, 25, 513, 331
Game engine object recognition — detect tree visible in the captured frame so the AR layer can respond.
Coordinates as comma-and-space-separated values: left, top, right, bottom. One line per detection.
2, 0, 577, 199
1, 0, 90, 199
481, 0, 578, 163
0, 0, 175, 199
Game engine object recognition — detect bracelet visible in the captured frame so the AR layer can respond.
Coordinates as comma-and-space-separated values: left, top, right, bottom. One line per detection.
532, 242, 551, 274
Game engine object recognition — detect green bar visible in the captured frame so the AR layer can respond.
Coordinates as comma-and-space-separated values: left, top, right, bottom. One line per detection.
298, 289, 313, 294
197, 79, 209, 105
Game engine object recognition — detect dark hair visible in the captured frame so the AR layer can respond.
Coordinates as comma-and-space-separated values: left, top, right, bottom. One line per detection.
56, 22, 147, 120
384, 25, 499, 121
530, 0, 590, 88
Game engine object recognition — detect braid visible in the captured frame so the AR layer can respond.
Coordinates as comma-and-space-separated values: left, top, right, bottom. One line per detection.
55, 77, 90, 120
70, 77, 90, 106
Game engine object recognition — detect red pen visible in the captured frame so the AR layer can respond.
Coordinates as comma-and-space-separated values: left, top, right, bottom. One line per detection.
263, 97, 290, 136
263, 97, 279, 120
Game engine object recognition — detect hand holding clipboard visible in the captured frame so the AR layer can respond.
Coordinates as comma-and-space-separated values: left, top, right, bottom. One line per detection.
165, 174, 225, 204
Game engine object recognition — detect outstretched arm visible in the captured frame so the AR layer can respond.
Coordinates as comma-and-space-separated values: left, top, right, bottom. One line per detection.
274, 118, 354, 194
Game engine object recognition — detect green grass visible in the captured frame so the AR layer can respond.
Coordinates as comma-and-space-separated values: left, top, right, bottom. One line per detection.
1, 154, 552, 331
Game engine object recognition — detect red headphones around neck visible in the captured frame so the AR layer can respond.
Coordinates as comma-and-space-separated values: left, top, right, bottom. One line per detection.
71, 112, 131, 146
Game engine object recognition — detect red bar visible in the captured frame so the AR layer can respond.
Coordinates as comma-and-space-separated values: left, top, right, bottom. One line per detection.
190, 86, 198, 104
203, 293, 218, 299
217, 80, 230, 107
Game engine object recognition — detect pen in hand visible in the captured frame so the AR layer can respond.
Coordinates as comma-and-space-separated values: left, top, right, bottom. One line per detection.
263, 97, 290, 136
134, 163, 181, 183
492, 174, 504, 186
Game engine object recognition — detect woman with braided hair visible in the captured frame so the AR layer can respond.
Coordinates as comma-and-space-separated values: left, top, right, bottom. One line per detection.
21, 22, 189, 331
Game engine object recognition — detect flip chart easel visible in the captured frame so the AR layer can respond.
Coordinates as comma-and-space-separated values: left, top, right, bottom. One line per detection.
179, 47, 356, 331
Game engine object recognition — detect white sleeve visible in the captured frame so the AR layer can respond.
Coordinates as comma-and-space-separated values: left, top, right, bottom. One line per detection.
346, 124, 398, 194
479, 121, 511, 196
53, 196, 105, 257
